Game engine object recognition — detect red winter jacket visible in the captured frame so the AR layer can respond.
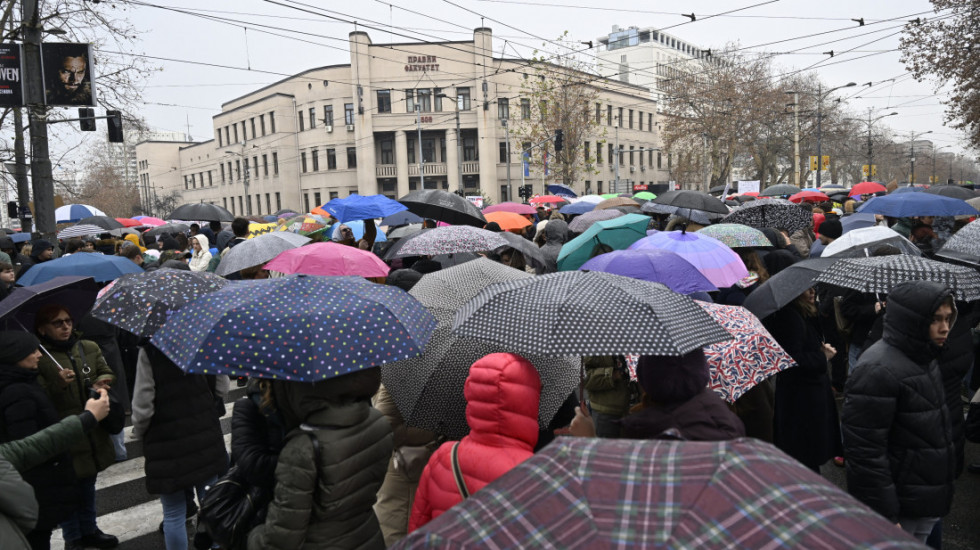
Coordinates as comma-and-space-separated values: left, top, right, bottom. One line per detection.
408, 353, 541, 532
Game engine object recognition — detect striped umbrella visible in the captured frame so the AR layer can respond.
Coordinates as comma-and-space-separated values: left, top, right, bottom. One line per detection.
55, 204, 106, 223
57, 224, 106, 239
629, 231, 748, 288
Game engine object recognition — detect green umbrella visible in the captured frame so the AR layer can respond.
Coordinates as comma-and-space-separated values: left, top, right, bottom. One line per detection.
633, 191, 657, 201
599, 193, 620, 199
557, 213, 650, 271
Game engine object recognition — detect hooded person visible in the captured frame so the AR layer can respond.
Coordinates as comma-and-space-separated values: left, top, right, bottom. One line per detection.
122, 234, 145, 253
188, 233, 212, 272
537, 219, 569, 274
157, 234, 180, 253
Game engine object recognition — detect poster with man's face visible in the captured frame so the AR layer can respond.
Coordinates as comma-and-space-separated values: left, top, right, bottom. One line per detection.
41, 43, 96, 106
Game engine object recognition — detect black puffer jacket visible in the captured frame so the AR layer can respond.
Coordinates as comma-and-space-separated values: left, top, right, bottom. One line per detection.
842, 281, 956, 522
939, 301, 977, 477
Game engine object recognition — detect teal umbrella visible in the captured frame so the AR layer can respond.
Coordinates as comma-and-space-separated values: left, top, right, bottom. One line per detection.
556, 213, 649, 271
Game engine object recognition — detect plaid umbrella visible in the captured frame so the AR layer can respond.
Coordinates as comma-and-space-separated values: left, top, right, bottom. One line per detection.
264, 242, 389, 277
938, 218, 980, 264
398, 189, 486, 227
151, 276, 437, 381
167, 202, 235, 222
482, 202, 537, 215
743, 258, 838, 320
57, 224, 106, 239
822, 226, 921, 258
91, 270, 229, 338
453, 271, 731, 357
720, 198, 813, 233
567, 209, 623, 233
394, 225, 508, 257
321, 194, 406, 223
759, 184, 801, 197
395, 437, 919, 549
215, 231, 310, 276
696, 223, 772, 248
579, 249, 716, 295
628, 231, 748, 288
816, 255, 980, 301
557, 213, 649, 271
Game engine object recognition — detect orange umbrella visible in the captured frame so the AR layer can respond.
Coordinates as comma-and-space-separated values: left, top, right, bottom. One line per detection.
310, 205, 330, 217
484, 211, 532, 231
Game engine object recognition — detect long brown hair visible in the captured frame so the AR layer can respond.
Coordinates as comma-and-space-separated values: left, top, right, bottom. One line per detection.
736, 249, 769, 283
793, 290, 818, 318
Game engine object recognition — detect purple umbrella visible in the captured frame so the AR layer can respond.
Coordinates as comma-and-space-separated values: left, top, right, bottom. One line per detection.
580, 249, 716, 295
629, 231, 748, 288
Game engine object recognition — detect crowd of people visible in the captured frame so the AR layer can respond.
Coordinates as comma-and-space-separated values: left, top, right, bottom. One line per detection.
0, 189, 979, 549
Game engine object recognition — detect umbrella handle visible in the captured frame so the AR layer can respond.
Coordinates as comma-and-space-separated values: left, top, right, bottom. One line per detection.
16, 319, 64, 370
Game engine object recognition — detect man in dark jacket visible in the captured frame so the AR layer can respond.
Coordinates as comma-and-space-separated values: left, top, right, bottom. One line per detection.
841, 281, 956, 542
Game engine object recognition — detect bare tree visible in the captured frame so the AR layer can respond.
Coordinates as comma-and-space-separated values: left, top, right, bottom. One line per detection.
76, 138, 140, 216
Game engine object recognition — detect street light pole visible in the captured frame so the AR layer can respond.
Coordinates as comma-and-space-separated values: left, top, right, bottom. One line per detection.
456, 108, 463, 195
21, 0, 56, 239
614, 118, 620, 194
908, 130, 933, 184
792, 92, 800, 186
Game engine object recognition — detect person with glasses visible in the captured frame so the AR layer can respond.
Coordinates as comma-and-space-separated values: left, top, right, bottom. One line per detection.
33, 305, 119, 550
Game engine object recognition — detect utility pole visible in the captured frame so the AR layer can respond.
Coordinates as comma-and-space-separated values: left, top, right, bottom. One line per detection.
792, 92, 800, 186
816, 84, 823, 188
866, 108, 873, 180
502, 118, 511, 201
455, 108, 463, 196
907, 130, 932, 184
12, 108, 32, 232
21, 0, 56, 239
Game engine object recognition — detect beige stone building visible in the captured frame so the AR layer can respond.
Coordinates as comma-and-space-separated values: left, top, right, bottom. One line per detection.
136, 28, 665, 216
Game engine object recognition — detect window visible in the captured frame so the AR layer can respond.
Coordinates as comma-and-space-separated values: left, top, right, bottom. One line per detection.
275, 192, 281, 211
434, 88, 443, 112
272, 152, 279, 175
241, 122, 247, 141
217, 130, 223, 147
499, 142, 508, 163
347, 147, 357, 168
420, 139, 434, 163
309, 108, 316, 129
224, 127, 230, 145
417, 89, 432, 112
301, 152, 307, 173
266, 194, 271, 214
304, 194, 310, 212
629, 146, 634, 165
238, 196, 244, 214
440, 138, 446, 162
596, 143, 603, 164
260, 114, 266, 136
227, 162, 233, 181
405, 90, 415, 112
539, 100, 547, 121
223, 197, 228, 211
253, 157, 259, 178
407, 138, 415, 164
597, 181, 603, 194
324, 105, 333, 127
608, 144, 614, 165
607, 105, 613, 126
638, 111, 643, 131
233, 124, 239, 143
522, 99, 531, 120
619, 145, 624, 165
262, 154, 269, 176
463, 135, 477, 161
648, 113, 653, 131
639, 148, 644, 166
327, 148, 337, 170
498, 98, 509, 120
584, 142, 590, 164
314, 192, 321, 207
183, 176, 188, 190
330, 191, 339, 200
457, 87, 470, 110
298, 110, 304, 131
380, 140, 393, 164
657, 152, 662, 169
269, 111, 276, 133
208, 171, 213, 186
618, 108, 624, 127
596, 102, 602, 124
250, 117, 257, 138
628, 110, 634, 129
235, 160, 241, 179
220, 164, 225, 183
312, 149, 319, 171
377, 90, 391, 113
344, 103, 354, 125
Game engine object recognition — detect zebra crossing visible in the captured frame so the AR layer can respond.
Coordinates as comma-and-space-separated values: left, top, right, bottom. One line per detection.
50, 387, 245, 550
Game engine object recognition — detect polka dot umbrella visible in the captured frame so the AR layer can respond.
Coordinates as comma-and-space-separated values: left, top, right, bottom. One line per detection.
150, 275, 437, 381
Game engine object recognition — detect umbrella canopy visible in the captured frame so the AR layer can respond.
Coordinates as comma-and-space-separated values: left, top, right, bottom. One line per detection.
924, 185, 976, 200
593, 196, 639, 210
321, 194, 406, 223
264, 242, 389, 277
432, 252, 479, 268
628, 231, 749, 288
135, 216, 166, 226
393, 225, 508, 257
720, 198, 813, 234
483, 211, 532, 231
529, 195, 567, 205
559, 201, 597, 216
633, 191, 657, 201
309, 205, 331, 217
482, 202, 537, 215
822, 226, 921, 258
0, 276, 99, 331
54, 204, 106, 224
760, 184, 802, 197
143, 223, 190, 238
697, 301, 796, 403
398, 189, 486, 227
279, 214, 329, 236
453, 271, 731, 357
857, 193, 978, 217
151, 276, 437, 381
849, 181, 888, 196
114, 218, 142, 228
840, 213, 878, 233
91, 270, 229, 338
572, 194, 605, 204
386, 223, 423, 241
18, 253, 144, 286
789, 190, 830, 204
696, 224, 772, 248
641, 202, 723, 225
381, 209, 424, 227
57, 224, 106, 239
167, 203, 235, 222
546, 183, 578, 198
743, 258, 838, 320
567, 208, 623, 233
580, 249, 716, 295
889, 186, 925, 194
215, 231, 310, 276
937, 218, 980, 264
653, 190, 730, 215
557, 213, 649, 271
76, 215, 124, 230
495, 232, 548, 271
816, 255, 980, 301
273, 208, 299, 217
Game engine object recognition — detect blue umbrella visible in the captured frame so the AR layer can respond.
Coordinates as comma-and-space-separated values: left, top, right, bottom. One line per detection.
382, 210, 424, 227
889, 186, 925, 194
560, 201, 597, 215
840, 213, 877, 234
0, 276, 99, 331
580, 249, 716, 294
322, 194, 407, 223
857, 193, 978, 217
328, 219, 387, 242
54, 204, 105, 223
150, 275, 437, 381
546, 184, 578, 198
10, 233, 31, 244
17, 253, 144, 286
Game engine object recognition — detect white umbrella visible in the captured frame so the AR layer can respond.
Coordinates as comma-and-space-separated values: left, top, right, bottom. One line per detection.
57, 224, 106, 239
822, 226, 920, 258
570, 194, 605, 204
215, 231, 310, 276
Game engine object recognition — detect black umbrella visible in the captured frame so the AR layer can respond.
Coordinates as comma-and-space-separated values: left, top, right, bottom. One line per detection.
398, 189, 486, 227
652, 190, 729, 214
742, 258, 838, 319
924, 185, 976, 200
720, 198, 812, 233
759, 184, 801, 197
709, 185, 728, 195
815, 255, 980, 301
76, 215, 123, 230
167, 203, 235, 222
496, 232, 548, 271
0, 276, 100, 331
143, 223, 190, 238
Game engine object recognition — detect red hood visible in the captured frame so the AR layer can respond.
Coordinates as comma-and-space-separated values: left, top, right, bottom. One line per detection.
464, 353, 541, 451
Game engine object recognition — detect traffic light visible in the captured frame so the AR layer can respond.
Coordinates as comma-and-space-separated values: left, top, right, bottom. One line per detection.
107, 110, 124, 143
79, 108, 96, 131
7, 201, 17, 219
554, 129, 564, 152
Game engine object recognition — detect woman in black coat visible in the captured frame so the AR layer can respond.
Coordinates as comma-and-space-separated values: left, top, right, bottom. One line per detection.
230, 379, 285, 527
763, 287, 842, 471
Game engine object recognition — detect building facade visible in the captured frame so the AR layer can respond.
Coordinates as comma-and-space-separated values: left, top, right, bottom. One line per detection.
595, 25, 710, 101
137, 28, 664, 216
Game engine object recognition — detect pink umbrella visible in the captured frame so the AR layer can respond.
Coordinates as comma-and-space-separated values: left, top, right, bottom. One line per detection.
788, 190, 830, 204
483, 202, 537, 215
135, 216, 166, 226
264, 242, 390, 277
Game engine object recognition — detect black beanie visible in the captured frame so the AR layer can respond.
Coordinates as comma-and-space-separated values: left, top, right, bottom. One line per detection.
30, 239, 54, 259
159, 234, 179, 251
636, 348, 710, 404
386, 268, 423, 291
0, 331, 40, 365
818, 219, 843, 240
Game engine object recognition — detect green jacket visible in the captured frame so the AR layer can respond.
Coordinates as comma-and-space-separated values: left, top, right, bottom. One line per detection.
0, 414, 93, 472
0, 457, 34, 550
583, 355, 631, 417
36, 337, 116, 478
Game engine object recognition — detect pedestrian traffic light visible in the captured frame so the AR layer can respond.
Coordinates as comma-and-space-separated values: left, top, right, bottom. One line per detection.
107, 110, 124, 143
78, 108, 96, 131
554, 129, 564, 153
6, 201, 17, 219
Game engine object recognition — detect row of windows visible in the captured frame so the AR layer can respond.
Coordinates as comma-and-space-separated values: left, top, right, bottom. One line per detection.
302, 190, 345, 212
138, 160, 149, 170
217, 111, 276, 148
217, 152, 281, 185
221, 192, 283, 217
492, 141, 663, 169
298, 103, 355, 131
300, 148, 357, 173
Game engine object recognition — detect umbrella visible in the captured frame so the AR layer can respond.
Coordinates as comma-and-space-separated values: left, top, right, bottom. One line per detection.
652, 190, 729, 216
494, 232, 548, 271
167, 203, 235, 222
310, 205, 331, 217
143, 223, 190, 238
572, 195, 605, 204
628, 231, 748, 288
54, 204, 106, 224
135, 216, 166, 226
633, 191, 657, 201
708, 184, 728, 195
453, 271, 731, 357
264, 242, 390, 277
742, 258, 838, 320
559, 201, 597, 216
857, 193, 978, 217
642, 202, 723, 226
557, 213, 649, 271
840, 213, 878, 233
320, 194, 407, 223
697, 301, 797, 403
279, 214, 329, 236
432, 252, 479, 268
546, 183, 577, 198
760, 184, 802, 197
816, 255, 980, 301
696, 224, 772, 248
889, 186, 924, 194
937, 218, 980, 264
789, 190, 830, 204
567, 209, 623, 233
822, 226, 921, 258
398, 189, 486, 227
599, 193, 620, 199
579, 249, 716, 295
10, 233, 31, 244
849, 181, 888, 196
76, 215, 124, 230
386, 223, 423, 241
150, 276, 437, 381
18, 253, 144, 286
90, 270, 229, 338
396, 437, 919, 549
381, 210, 424, 227
482, 202, 537, 215
114, 218, 142, 228
924, 185, 976, 200
483, 211, 532, 231
273, 208, 299, 217
593, 196, 639, 210
405, 257, 534, 324
0, 276, 100, 331
215, 232, 310, 276
57, 224, 106, 239
393, 226, 508, 257
529, 195, 567, 205
720, 198, 812, 233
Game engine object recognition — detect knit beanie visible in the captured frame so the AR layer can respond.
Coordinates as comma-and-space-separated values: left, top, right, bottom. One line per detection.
30, 239, 54, 259
0, 331, 40, 365
636, 348, 710, 404
818, 219, 843, 240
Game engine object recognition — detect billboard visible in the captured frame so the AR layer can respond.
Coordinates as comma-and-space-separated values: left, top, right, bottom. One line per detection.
41, 42, 96, 106
0, 44, 24, 107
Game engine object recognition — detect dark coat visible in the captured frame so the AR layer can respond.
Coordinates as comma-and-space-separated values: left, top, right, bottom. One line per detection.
231, 391, 285, 524
621, 388, 745, 441
842, 281, 956, 522
938, 301, 976, 477
838, 289, 881, 349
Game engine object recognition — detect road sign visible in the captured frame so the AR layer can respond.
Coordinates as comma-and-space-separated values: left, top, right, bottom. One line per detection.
861, 164, 877, 177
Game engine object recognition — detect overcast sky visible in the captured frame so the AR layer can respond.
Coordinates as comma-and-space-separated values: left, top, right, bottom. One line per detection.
114, 0, 965, 155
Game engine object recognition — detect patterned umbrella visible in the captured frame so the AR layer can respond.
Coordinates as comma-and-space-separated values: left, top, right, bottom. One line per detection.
593, 196, 638, 210
393, 225, 508, 257
628, 231, 748, 288
167, 202, 235, 222
264, 242, 389, 277
57, 224, 106, 239
759, 184, 801, 197
816, 255, 980, 301
567, 208, 623, 233
54, 204, 106, 224
453, 271, 731, 357
857, 193, 978, 217
398, 189, 486, 227
720, 198, 813, 233
849, 181, 888, 196
696, 224, 772, 248
822, 226, 921, 258
320, 194, 407, 223
278, 214, 330, 236
91, 270, 229, 338
151, 276, 437, 381
482, 202, 537, 215
557, 214, 649, 271
484, 211, 532, 231
696, 301, 796, 403
580, 249, 716, 294
395, 438, 917, 550
215, 232, 310, 276
17, 252, 144, 286
76, 215, 124, 230
938, 218, 980, 264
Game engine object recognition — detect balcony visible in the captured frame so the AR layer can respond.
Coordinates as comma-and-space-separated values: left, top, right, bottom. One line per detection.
408, 163, 447, 177
462, 161, 480, 174
376, 164, 397, 177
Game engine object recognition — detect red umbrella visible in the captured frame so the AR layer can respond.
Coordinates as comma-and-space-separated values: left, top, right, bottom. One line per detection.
741, 191, 760, 197
788, 190, 830, 204
849, 182, 887, 197
264, 242, 389, 277
529, 195, 566, 205
115, 217, 142, 227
